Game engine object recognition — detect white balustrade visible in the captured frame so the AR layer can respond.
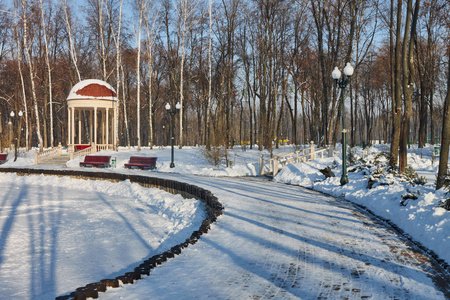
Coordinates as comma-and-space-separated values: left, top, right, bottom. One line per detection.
259, 142, 329, 177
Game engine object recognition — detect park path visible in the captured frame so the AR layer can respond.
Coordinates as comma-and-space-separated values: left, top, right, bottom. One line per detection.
101, 175, 449, 300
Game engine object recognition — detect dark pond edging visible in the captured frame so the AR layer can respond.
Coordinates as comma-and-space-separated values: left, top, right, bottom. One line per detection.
0, 168, 223, 300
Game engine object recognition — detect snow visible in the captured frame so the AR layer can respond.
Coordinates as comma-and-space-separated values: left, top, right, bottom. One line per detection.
67, 79, 117, 101
274, 144, 449, 268
0, 172, 205, 299
0, 144, 449, 299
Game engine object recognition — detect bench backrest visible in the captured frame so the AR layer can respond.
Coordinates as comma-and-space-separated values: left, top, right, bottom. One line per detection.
129, 156, 157, 164
84, 155, 111, 163
0, 154, 7, 161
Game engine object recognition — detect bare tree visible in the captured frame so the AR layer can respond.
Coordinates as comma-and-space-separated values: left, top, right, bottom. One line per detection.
86, 0, 119, 81
39, 0, 54, 147
398, 0, 420, 173
436, 45, 450, 189
389, 0, 403, 168
18, 0, 44, 151
12, 6, 29, 150
60, 0, 81, 81
133, 0, 146, 150
111, 0, 124, 149
206, 0, 213, 150
174, 0, 200, 148
98, 0, 108, 80
144, 1, 160, 149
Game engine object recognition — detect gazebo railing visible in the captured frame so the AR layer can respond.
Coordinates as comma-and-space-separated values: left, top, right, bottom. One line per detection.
69, 143, 114, 160
70, 145, 95, 160
96, 144, 114, 152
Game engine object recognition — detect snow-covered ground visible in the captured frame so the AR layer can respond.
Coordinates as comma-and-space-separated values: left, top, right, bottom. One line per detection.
0, 144, 448, 299
274, 144, 449, 270
0, 172, 206, 299
0, 145, 262, 177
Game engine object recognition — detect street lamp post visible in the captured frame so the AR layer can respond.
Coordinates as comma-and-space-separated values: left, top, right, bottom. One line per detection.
165, 102, 181, 168
8, 121, 12, 151
332, 62, 354, 185
10, 110, 23, 162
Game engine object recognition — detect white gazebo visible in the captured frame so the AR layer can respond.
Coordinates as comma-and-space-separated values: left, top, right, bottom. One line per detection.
67, 79, 118, 154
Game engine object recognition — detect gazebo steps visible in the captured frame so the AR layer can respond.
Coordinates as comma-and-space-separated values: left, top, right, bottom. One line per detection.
38, 154, 71, 165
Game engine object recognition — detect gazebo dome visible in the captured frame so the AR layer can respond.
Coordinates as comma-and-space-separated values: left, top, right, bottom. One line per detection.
67, 79, 117, 101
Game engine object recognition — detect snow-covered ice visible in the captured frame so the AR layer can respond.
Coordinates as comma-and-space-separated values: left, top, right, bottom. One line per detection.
0, 172, 205, 299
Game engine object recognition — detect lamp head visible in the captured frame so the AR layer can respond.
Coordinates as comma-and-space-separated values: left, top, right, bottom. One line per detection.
343, 62, 354, 77
10, 111, 14, 117
332, 67, 341, 80
175, 102, 181, 110
18, 111, 23, 117
165, 103, 171, 110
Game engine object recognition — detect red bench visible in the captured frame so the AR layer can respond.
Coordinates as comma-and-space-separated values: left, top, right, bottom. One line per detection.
124, 156, 157, 170
75, 145, 91, 151
0, 154, 7, 164
79, 155, 111, 168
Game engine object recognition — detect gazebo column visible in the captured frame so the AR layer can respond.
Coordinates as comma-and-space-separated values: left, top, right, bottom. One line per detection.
78, 109, 82, 145
106, 108, 109, 147
71, 107, 75, 147
90, 110, 93, 145
114, 106, 118, 150
67, 107, 70, 147
101, 110, 105, 144
94, 107, 97, 148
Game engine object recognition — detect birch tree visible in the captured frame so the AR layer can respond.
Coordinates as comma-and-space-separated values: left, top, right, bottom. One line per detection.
113, 0, 123, 149
98, 0, 107, 80
175, 0, 200, 148
60, 0, 81, 82
86, 0, 117, 81
19, 0, 44, 151
103, 0, 125, 149
12, 6, 29, 150
39, 0, 54, 147
144, 2, 160, 149
134, 0, 146, 150
121, 64, 130, 147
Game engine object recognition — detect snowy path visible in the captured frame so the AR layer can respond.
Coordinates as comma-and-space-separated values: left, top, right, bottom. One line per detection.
101, 175, 449, 299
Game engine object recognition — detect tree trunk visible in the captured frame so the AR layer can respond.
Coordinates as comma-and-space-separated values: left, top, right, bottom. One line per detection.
399, 0, 420, 173
21, 0, 43, 151
430, 88, 435, 145
114, 0, 124, 149
205, 0, 213, 150
39, 0, 53, 147
436, 49, 450, 190
390, 0, 403, 168
418, 86, 427, 148
15, 15, 29, 150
